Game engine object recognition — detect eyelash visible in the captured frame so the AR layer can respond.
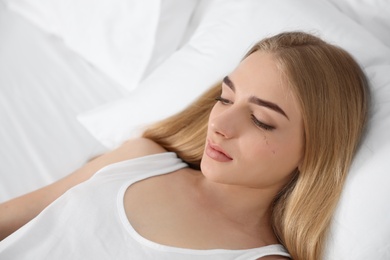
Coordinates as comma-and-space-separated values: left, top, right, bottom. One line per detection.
250, 115, 275, 131
215, 96, 232, 105
215, 96, 275, 131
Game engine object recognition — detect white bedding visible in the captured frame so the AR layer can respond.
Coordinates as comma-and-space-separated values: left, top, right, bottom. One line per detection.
0, 3, 126, 200
1, 0, 389, 259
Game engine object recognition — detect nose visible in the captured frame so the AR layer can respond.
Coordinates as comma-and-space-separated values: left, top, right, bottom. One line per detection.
209, 107, 243, 139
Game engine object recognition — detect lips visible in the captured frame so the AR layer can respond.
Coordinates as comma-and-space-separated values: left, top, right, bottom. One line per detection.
206, 140, 233, 162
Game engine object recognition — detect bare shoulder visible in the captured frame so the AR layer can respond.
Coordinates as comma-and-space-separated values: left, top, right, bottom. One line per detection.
117, 137, 167, 159
74, 137, 166, 182
39, 137, 167, 194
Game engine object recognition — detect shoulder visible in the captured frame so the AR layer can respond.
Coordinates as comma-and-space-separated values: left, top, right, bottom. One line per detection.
85, 138, 167, 174
111, 137, 167, 161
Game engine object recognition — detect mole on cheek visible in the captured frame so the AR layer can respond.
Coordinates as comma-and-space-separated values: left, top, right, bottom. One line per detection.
263, 134, 269, 146
264, 134, 276, 154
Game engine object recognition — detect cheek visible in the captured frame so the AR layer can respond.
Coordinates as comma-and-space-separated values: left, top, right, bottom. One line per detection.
233, 135, 291, 187
243, 132, 302, 174
265, 132, 303, 169
260, 133, 276, 155
237, 134, 274, 171
243, 133, 275, 157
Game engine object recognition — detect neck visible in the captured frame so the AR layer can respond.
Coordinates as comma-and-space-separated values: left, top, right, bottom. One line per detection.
195, 173, 278, 236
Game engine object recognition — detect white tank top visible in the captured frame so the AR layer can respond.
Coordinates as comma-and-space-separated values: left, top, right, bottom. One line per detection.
0, 152, 291, 259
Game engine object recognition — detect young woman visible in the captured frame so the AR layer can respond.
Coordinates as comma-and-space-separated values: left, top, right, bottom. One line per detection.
0, 31, 369, 259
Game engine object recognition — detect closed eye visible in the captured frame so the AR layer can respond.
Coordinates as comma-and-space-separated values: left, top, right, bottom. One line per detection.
215, 96, 232, 105
216, 96, 275, 131
251, 115, 275, 131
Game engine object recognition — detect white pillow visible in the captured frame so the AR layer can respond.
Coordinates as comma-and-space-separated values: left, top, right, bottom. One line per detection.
79, 0, 390, 259
3, 0, 197, 91
325, 0, 390, 48
142, 0, 198, 77
78, 0, 278, 149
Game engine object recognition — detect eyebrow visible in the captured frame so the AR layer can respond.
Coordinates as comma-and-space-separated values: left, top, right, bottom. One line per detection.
223, 76, 289, 120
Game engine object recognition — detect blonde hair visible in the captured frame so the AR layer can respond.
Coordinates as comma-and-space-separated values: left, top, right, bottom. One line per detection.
143, 31, 370, 259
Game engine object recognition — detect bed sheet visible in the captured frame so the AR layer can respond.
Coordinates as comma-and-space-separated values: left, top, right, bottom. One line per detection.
0, 4, 126, 202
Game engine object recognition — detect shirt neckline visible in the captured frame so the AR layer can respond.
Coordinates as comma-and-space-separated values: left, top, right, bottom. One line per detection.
115, 152, 288, 255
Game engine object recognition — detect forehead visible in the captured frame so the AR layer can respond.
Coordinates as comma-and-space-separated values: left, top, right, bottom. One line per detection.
232, 51, 287, 93
229, 51, 301, 120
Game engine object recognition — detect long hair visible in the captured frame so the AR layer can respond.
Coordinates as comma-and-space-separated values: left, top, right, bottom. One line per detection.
142, 83, 219, 169
143, 31, 370, 259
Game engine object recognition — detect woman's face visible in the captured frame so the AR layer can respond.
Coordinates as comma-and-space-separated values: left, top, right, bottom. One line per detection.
201, 51, 304, 190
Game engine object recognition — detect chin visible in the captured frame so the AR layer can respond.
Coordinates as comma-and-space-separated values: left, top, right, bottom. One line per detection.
200, 158, 234, 184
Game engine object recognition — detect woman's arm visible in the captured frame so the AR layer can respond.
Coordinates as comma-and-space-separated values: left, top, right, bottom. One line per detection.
0, 137, 166, 240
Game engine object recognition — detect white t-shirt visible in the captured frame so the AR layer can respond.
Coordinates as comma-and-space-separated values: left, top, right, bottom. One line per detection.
0, 152, 291, 259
